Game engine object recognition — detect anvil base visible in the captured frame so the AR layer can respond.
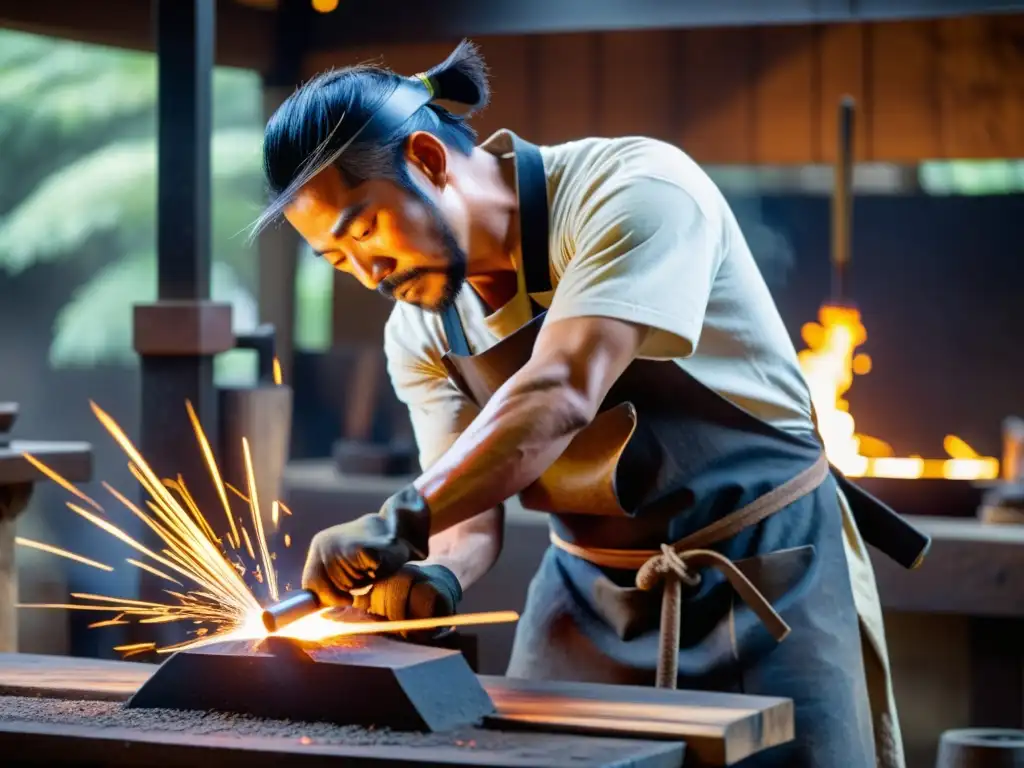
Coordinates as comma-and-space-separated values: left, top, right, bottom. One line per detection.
127, 634, 494, 732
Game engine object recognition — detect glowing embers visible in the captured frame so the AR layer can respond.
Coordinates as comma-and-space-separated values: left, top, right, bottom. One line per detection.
798, 304, 1000, 480
127, 632, 495, 732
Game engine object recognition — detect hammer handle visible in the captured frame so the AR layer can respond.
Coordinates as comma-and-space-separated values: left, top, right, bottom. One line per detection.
831, 97, 856, 301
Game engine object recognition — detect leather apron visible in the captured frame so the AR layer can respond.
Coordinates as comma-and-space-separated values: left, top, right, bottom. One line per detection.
439, 133, 929, 768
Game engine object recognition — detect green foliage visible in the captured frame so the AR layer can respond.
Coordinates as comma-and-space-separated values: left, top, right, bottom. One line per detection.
294, 247, 334, 352
0, 28, 266, 371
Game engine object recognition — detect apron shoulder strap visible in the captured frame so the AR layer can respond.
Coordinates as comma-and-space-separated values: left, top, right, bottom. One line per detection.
508, 133, 553, 299
441, 303, 472, 357
441, 131, 552, 354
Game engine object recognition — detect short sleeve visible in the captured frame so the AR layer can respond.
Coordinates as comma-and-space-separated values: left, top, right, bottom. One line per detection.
383, 308, 480, 470
545, 176, 722, 360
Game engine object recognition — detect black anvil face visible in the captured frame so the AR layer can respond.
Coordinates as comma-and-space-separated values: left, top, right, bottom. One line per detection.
127, 633, 494, 732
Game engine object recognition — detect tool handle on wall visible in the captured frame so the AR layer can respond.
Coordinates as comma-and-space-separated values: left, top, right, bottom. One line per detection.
831, 96, 855, 303
234, 324, 278, 386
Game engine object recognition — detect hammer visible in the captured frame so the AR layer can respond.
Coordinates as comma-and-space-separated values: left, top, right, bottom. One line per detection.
261, 590, 323, 633
831, 96, 856, 305
262, 585, 368, 633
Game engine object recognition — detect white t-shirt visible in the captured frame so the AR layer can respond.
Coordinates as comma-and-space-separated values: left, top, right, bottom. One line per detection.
384, 130, 815, 470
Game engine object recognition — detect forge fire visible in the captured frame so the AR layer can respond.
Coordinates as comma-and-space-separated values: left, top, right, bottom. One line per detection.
15, 400, 516, 656
798, 303, 999, 481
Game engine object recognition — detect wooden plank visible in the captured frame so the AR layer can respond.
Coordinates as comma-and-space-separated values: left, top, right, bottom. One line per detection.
867, 20, 943, 161
596, 31, 676, 142
934, 16, 1024, 158
817, 22, 870, 162
471, 37, 532, 140
483, 675, 793, 767
872, 516, 1024, 617
529, 33, 598, 144
0, 653, 149, 701
0, 717, 684, 768
0, 443, 92, 486
751, 25, 818, 164
0, 653, 793, 765
676, 28, 755, 164
302, 41, 455, 81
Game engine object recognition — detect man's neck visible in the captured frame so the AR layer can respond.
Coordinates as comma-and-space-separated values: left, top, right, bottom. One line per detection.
464, 148, 521, 312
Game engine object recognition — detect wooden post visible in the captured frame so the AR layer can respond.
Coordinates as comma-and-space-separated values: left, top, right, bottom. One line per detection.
132, 1, 233, 644
0, 403, 92, 652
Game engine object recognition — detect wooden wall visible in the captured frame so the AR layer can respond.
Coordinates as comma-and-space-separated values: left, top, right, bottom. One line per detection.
304, 15, 1024, 164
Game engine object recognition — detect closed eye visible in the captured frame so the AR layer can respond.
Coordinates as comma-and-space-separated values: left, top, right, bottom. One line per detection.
315, 249, 346, 268
349, 212, 377, 242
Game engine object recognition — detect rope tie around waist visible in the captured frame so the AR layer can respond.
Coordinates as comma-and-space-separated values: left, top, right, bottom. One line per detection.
635, 545, 791, 688
550, 453, 831, 689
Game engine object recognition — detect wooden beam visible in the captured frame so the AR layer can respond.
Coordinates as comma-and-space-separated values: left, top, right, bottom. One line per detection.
0, 0, 273, 72
751, 25, 819, 163
677, 28, 756, 164
302, 0, 1024, 49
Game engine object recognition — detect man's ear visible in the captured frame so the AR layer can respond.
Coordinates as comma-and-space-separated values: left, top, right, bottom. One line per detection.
404, 131, 448, 189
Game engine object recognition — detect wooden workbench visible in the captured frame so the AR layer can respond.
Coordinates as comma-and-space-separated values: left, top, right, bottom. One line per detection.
0, 651, 793, 767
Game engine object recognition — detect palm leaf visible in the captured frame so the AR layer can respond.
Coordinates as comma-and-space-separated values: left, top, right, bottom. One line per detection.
49, 253, 258, 369
0, 128, 264, 274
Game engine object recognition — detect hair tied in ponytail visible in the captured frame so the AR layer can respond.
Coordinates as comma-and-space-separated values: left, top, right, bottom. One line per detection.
421, 39, 490, 114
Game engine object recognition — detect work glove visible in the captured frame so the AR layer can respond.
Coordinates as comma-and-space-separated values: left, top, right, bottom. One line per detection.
352, 563, 463, 641
302, 485, 432, 607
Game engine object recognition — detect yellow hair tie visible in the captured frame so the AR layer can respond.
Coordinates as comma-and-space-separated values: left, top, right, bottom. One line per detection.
414, 72, 435, 98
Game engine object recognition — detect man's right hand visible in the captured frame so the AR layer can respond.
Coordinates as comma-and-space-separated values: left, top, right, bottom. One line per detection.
300, 486, 432, 606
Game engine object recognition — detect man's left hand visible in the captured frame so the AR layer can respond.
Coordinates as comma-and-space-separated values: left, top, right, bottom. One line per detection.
352, 564, 462, 640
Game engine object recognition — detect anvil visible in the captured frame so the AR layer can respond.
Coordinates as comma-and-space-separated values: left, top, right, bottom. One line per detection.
127, 632, 494, 732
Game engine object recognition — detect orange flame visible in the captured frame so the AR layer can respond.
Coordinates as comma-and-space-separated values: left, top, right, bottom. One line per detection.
798, 304, 999, 479
17, 400, 518, 656
272, 357, 283, 386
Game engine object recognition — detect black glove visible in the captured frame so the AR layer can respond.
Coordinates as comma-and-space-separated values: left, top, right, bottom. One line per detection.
302, 485, 432, 606
352, 563, 463, 640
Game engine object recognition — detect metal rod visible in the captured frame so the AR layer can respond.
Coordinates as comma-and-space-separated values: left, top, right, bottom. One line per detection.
831, 96, 855, 303
262, 589, 322, 633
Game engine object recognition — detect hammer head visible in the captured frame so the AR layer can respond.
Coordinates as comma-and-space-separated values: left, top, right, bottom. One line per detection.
261, 590, 322, 633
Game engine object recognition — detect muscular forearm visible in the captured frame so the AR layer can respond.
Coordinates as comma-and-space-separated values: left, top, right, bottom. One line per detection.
414, 363, 593, 535
421, 505, 504, 589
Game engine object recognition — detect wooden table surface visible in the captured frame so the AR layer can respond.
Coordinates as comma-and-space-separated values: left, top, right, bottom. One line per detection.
0, 651, 793, 766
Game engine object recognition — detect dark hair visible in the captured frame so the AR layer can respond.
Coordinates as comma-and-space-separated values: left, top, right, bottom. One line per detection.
250, 40, 489, 237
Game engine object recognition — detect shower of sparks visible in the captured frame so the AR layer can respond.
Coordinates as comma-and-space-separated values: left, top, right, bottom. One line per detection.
17, 399, 518, 657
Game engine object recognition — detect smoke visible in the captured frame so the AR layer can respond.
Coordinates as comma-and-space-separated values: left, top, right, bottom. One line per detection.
727, 196, 796, 288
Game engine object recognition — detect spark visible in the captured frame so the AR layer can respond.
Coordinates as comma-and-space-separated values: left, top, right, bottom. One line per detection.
185, 400, 240, 550
243, 437, 278, 602
126, 558, 183, 586
240, 527, 256, 560
20, 453, 103, 512
17, 399, 518, 658
15, 537, 113, 572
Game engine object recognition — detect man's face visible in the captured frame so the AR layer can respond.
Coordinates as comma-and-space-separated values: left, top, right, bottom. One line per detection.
284, 162, 469, 312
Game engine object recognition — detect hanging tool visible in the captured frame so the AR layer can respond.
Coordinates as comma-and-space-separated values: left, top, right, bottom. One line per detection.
831, 96, 856, 305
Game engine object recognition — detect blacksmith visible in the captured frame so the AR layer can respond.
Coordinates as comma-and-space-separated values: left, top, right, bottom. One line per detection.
254, 41, 926, 767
